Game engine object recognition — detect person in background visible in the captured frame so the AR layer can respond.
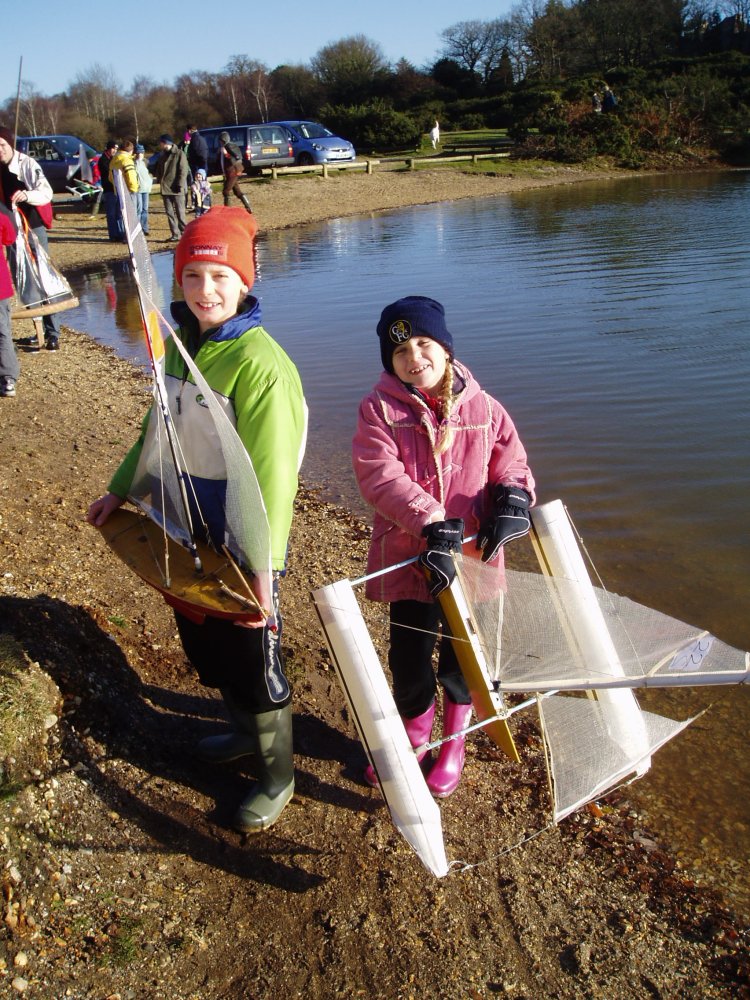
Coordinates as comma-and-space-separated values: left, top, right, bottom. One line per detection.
191, 168, 212, 216
87, 207, 307, 834
430, 120, 440, 149
0, 201, 19, 396
352, 296, 534, 798
134, 144, 153, 235
186, 124, 208, 176
99, 140, 123, 242
155, 134, 190, 241
218, 132, 252, 214
602, 85, 617, 112
0, 125, 63, 350
109, 139, 138, 221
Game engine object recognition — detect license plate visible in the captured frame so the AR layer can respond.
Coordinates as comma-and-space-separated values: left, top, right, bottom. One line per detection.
262, 146, 279, 154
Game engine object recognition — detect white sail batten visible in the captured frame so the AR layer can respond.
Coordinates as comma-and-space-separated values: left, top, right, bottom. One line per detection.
312, 579, 450, 878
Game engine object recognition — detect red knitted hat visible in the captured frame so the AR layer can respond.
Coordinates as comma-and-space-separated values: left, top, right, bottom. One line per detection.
174, 206, 258, 289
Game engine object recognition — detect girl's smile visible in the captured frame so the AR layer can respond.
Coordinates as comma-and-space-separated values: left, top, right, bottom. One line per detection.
392, 336, 449, 394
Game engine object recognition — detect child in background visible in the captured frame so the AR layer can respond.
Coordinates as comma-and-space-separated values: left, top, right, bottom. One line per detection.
191, 168, 212, 216
352, 296, 534, 797
87, 207, 307, 834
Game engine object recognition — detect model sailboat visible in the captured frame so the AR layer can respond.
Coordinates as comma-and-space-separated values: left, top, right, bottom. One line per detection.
97, 172, 272, 624
312, 499, 748, 877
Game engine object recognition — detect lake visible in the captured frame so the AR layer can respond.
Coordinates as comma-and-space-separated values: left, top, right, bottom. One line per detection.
64, 170, 750, 915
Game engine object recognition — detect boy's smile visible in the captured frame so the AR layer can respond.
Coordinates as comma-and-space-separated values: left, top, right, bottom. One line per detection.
392, 336, 449, 394
180, 261, 248, 333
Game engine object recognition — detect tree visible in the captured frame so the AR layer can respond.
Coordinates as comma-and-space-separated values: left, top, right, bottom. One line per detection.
68, 64, 122, 129
311, 35, 389, 104
440, 18, 515, 84
270, 64, 324, 118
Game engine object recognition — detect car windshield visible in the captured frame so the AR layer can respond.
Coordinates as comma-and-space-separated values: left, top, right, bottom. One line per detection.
52, 136, 95, 157
297, 123, 333, 140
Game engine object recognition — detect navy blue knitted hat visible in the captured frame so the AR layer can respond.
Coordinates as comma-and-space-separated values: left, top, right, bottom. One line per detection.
376, 296, 454, 374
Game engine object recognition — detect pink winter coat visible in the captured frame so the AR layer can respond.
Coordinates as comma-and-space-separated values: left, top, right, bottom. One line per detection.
352, 362, 535, 603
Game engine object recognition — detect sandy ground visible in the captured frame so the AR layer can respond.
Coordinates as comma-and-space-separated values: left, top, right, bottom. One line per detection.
1, 163, 748, 999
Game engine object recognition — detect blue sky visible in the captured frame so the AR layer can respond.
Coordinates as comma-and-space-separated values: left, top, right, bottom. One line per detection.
2, 0, 516, 104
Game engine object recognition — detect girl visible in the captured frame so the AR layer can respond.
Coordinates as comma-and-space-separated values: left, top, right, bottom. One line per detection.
352, 296, 534, 797
87, 207, 307, 833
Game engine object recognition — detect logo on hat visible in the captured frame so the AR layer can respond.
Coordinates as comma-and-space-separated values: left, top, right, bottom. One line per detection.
388, 319, 412, 344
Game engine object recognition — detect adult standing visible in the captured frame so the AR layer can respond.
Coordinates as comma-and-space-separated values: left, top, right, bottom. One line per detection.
134, 144, 152, 235
156, 134, 190, 241
602, 85, 617, 112
109, 140, 139, 220
218, 132, 252, 214
186, 125, 208, 176
0, 125, 63, 350
99, 141, 123, 242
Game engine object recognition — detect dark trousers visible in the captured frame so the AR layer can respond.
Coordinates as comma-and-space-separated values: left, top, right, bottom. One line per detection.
174, 578, 290, 712
388, 600, 470, 718
222, 168, 245, 206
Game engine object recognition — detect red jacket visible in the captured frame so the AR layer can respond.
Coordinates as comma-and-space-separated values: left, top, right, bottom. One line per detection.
0, 210, 16, 300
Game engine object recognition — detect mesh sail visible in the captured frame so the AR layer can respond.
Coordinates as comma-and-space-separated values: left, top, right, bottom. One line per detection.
12, 211, 76, 310
538, 693, 694, 822
456, 557, 749, 693
115, 173, 271, 575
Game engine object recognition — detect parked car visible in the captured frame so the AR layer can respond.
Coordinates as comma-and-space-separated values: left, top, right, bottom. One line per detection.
267, 121, 356, 166
198, 124, 295, 176
15, 134, 100, 193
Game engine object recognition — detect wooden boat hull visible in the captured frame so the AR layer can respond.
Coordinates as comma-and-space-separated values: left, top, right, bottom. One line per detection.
97, 508, 263, 624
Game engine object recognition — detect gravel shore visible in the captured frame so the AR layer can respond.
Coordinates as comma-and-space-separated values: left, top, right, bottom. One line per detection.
1, 162, 747, 999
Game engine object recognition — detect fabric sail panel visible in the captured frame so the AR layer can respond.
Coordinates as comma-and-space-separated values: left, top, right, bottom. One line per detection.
461, 564, 750, 692
538, 694, 694, 822
312, 579, 449, 878
115, 172, 271, 575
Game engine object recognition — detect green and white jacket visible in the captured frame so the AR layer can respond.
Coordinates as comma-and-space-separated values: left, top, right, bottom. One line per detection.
109, 296, 307, 570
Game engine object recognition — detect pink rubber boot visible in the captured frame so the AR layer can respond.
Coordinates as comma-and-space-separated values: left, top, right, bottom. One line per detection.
364, 701, 436, 788
426, 697, 473, 798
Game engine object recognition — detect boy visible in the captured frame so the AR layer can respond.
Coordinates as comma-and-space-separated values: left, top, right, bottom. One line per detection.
87, 207, 307, 833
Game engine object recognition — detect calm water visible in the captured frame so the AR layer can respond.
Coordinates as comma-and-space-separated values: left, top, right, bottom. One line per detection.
65, 171, 750, 914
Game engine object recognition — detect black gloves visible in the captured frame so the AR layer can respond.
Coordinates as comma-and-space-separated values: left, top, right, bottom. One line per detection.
418, 518, 464, 598
476, 484, 531, 563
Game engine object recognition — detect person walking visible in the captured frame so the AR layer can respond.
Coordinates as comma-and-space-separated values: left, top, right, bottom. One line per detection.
219, 132, 252, 214
156, 134, 190, 241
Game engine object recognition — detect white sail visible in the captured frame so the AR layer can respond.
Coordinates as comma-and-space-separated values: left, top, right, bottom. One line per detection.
114, 171, 271, 577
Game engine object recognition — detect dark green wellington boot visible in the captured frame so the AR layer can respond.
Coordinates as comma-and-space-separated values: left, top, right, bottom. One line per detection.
234, 705, 294, 834
196, 688, 256, 764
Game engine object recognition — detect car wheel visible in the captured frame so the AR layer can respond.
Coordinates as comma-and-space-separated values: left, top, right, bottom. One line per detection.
297, 152, 314, 166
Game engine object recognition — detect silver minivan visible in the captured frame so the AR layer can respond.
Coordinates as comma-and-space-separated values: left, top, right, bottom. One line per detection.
198, 124, 295, 176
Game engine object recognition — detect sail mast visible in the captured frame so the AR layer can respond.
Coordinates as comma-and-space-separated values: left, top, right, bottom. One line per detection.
114, 171, 204, 574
